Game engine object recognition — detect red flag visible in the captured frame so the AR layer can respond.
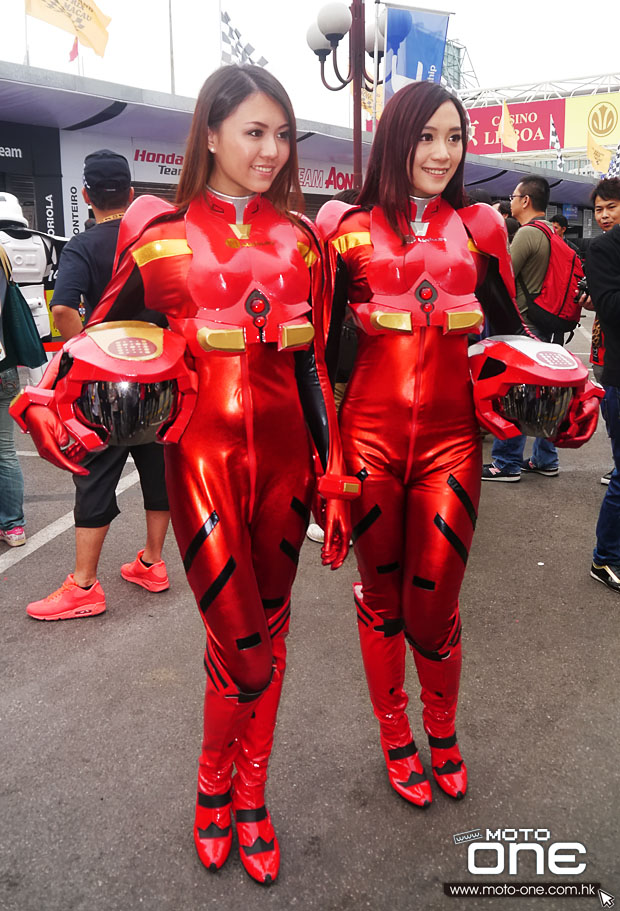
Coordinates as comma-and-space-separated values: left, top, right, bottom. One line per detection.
69, 37, 79, 62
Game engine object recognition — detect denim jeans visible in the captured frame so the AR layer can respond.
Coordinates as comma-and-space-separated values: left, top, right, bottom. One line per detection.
488, 326, 560, 473
491, 433, 559, 474
0, 367, 25, 531
594, 386, 620, 564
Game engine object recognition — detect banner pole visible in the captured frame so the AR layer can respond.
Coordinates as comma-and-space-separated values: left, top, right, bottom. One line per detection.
168, 0, 175, 94
218, 0, 223, 65
372, 0, 379, 134
24, 6, 30, 66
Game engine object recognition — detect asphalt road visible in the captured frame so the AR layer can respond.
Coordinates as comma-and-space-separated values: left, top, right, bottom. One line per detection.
1, 318, 618, 911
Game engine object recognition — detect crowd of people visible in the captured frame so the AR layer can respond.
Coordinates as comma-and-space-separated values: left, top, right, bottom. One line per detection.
1, 64, 615, 887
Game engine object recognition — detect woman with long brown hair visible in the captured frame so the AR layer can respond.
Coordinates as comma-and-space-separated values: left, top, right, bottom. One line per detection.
16, 65, 357, 884
319, 81, 526, 809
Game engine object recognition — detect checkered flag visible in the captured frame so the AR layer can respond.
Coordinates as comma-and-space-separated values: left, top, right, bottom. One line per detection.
221, 10, 268, 67
549, 115, 564, 172
607, 142, 620, 178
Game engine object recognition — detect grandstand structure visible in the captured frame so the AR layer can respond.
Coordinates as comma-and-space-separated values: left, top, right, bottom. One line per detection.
442, 39, 479, 92
459, 73, 620, 176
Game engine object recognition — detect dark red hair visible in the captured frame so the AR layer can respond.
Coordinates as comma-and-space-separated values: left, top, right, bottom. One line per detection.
357, 82, 469, 241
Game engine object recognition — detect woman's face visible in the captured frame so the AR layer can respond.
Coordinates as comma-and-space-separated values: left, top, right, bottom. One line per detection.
208, 91, 291, 197
408, 100, 463, 198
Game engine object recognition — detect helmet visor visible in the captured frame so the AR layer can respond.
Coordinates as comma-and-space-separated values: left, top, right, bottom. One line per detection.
499, 384, 573, 438
76, 380, 178, 446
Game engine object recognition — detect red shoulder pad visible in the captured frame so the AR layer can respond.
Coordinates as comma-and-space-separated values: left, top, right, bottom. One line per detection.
115, 195, 176, 267
294, 212, 321, 251
315, 200, 358, 241
458, 204, 515, 296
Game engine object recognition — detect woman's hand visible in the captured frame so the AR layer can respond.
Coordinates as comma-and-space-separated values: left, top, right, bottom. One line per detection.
321, 498, 351, 570
24, 405, 89, 475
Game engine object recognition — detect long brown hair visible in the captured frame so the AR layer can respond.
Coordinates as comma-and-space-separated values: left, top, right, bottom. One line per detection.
357, 82, 469, 241
176, 65, 303, 216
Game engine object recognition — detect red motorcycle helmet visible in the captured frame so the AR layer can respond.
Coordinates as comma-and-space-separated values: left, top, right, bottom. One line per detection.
50, 321, 197, 452
468, 335, 598, 441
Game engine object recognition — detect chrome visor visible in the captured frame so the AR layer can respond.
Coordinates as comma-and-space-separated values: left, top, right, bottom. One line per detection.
499, 384, 573, 438
76, 380, 178, 446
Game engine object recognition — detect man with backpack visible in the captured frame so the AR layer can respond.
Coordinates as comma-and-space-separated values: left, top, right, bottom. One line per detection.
482, 175, 583, 481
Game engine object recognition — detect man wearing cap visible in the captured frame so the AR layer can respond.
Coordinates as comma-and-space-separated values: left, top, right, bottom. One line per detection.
25, 150, 171, 620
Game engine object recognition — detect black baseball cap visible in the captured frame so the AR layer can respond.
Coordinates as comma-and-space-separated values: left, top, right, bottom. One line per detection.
83, 149, 131, 191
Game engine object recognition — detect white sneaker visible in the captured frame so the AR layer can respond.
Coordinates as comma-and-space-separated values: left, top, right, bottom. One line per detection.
306, 523, 325, 543
0, 526, 27, 547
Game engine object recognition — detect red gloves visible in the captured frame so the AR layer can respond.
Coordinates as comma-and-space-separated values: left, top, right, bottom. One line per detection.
321, 498, 352, 570
554, 381, 605, 448
22, 405, 89, 475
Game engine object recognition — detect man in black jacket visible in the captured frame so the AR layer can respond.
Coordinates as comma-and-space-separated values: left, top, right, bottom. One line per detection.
587, 186, 620, 592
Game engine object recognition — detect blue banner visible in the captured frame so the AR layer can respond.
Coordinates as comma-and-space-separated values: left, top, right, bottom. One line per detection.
384, 6, 450, 100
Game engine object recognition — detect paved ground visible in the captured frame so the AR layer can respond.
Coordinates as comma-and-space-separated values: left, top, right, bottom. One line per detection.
1, 318, 618, 911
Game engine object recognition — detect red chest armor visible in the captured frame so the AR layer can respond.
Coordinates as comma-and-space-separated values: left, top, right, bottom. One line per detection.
352, 198, 484, 336
178, 193, 315, 355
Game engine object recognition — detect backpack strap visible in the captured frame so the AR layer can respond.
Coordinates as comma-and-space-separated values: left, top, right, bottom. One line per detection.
0, 244, 12, 282
515, 220, 551, 307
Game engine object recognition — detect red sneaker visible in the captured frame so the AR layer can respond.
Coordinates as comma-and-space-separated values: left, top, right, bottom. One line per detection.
120, 549, 169, 592
26, 575, 106, 621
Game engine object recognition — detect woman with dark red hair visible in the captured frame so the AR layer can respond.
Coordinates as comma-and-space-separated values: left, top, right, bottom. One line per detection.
318, 81, 525, 808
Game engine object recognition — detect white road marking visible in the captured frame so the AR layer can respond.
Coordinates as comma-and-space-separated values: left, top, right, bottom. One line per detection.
0, 471, 139, 574
575, 323, 592, 343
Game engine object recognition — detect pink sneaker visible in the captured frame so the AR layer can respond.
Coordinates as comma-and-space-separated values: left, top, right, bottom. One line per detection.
27, 574, 106, 621
120, 549, 170, 592
0, 526, 27, 547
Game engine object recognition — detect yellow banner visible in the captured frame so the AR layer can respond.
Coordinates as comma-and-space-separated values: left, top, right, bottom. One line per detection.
565, 93, 620, 149
26, 0, 111, 57
587, 130, 612, 174
500, 100, 519, 151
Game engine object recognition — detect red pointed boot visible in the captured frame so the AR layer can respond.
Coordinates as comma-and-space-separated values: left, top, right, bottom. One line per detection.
194, 638, 261, 872
355, 584, 432, 808
411, 637, 467, 800
232, 601, 290, 884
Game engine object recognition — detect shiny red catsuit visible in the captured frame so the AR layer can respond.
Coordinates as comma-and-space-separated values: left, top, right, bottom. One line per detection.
321, 195, 522, 803
88, 190, 348, 879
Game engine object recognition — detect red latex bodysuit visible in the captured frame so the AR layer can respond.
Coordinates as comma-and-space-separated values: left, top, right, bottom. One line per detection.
320, 196, 524, 805
84, 189, 354, 881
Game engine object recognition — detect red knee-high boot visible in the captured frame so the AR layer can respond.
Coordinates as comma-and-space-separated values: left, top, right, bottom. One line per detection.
194, 636, 264, 873
411, 633, 467, 800
354, 583, 432, 807
232, 600, 290, 885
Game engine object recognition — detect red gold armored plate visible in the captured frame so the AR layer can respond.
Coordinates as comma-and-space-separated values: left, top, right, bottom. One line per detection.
85, 321, 164, 360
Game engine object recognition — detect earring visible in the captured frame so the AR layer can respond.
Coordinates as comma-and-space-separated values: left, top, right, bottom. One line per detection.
209, 147, 215, 153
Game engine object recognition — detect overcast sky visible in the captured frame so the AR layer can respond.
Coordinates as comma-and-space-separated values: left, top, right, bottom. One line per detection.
2, 0, 619, 128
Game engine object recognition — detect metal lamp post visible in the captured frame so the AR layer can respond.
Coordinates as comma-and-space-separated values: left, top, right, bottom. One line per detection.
307, 1, 384, 190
